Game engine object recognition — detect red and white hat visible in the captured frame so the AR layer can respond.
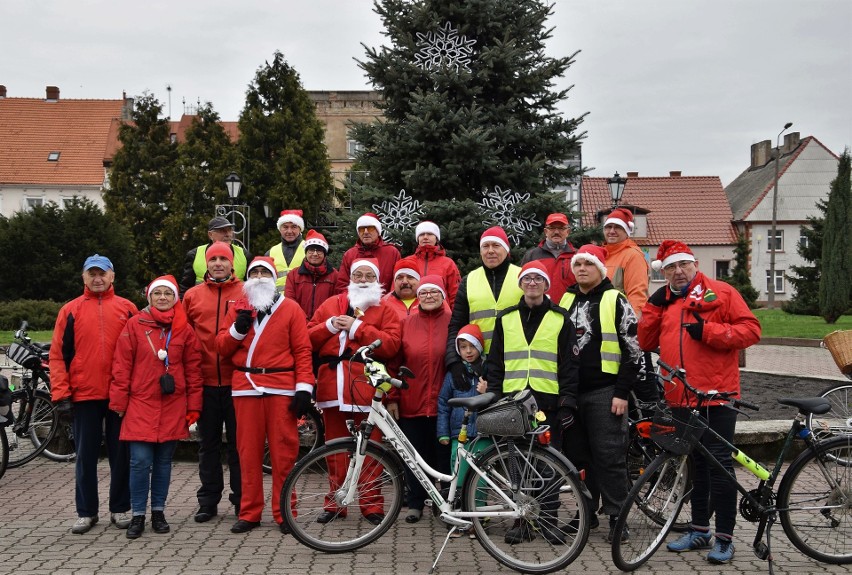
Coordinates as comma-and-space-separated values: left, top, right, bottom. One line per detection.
518, 260, 551, 287
147, 275, 179, 298
417, 274, 446, 299
571, 244, 608, 277
247, 256, 277, 277
455, 324, 484, 356
393, 256, 421, 281
304, 229, 329, 253
351, 258, 380, 280
604, 208, 635, 236
480, 226, 510, 252
277, 209, 305, 231
415, 221, 441, 242
356, 212, 383, 235
651, 240, 695, 272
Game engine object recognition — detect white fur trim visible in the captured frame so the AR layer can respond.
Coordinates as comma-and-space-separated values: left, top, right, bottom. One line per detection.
416, 281, 446, 299
356, 214, 382, 235
147, 279, 178, 298
351, 259, 380, 279
518, 265, 551, 287
248, 260, 277, 277
415, 221, 440, 241
480, 234, 510, 252
304, 236, 329, 252
455, 333, 483, 356
394, 267, 421, 281
277, 213, 305, 230
604, 215, 634, 236
657, 252, 695, 270
571, 253, 608, 278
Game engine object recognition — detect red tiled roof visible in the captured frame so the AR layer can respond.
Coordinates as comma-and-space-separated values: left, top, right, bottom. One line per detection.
0, 97, 127, 185
581, 175, 737, 246
169, 116, 240, 144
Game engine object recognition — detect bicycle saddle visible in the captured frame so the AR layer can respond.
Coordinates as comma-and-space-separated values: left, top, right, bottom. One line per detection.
776, 397, 831, 415
447, 392, 497, 411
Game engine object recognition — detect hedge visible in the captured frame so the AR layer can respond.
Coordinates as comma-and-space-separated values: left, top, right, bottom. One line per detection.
0, 300, 63, 330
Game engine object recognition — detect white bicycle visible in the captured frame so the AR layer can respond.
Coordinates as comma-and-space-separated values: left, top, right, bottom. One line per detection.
280, 345, 591, 574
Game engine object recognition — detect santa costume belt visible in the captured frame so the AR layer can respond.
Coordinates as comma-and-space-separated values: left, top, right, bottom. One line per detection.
235, 366, 293, 374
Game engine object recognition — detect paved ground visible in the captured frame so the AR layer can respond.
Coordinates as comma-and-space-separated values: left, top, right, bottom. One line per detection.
742, 343, 848, 381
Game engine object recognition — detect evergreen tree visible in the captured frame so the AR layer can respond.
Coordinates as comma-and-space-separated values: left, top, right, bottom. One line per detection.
103, 94, 178, 286
337, 0, 587, 273
818, 149, 852, 323
720, 233, 758, 308
238, 52, 333, 253
783, 200, 826, 315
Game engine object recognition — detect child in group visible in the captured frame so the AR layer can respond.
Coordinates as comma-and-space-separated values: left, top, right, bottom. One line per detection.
437, 324, 490, 538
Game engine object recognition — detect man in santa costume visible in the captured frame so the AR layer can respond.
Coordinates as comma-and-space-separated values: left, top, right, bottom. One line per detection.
265, 209, 306, 293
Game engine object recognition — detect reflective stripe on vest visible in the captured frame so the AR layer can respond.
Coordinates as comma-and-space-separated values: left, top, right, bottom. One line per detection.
559, 289, 621, 374
466, 265, 523, 354
269, 241, 306, 292
501, 309, 564, 394
193, 244, 248, 284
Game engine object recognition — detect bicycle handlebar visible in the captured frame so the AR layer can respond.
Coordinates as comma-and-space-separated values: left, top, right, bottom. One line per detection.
656, 358, 759, 411
358, 342, 410, 391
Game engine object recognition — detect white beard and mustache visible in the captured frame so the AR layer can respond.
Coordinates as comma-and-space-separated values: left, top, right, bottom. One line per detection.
243, 277, 277, 312
347, 281, 384, 311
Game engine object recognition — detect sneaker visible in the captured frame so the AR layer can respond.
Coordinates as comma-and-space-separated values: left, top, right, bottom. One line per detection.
666, 529, 713, 552
71, 516, 98, 534
110, 512, 131, 529
707, 538, 735, 564
606, 516, 629, 543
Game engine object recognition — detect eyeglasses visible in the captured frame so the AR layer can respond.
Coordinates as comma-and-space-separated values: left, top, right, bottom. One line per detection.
150, 290, 175, 298
351, 272, 377, 281
520, 275, 547, 285
358, 226, 377, 234
663, 261, 695, 272
418, 289, 443, 299
248, 269, 274, 278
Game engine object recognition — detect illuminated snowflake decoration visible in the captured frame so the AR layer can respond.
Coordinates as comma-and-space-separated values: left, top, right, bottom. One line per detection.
415, 21, 476, 74
372, 189, 424, 235
477, 186, 540, 245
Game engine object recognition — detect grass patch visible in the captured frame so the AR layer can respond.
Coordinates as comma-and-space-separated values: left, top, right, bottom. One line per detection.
755, 309, 852, 339
0, 330, 53, 346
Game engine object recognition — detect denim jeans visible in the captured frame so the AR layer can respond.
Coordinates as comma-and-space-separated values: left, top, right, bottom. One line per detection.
129, 441, 177, 516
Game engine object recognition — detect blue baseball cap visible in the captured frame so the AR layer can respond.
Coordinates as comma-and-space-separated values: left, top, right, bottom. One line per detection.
83, 254, 114, 272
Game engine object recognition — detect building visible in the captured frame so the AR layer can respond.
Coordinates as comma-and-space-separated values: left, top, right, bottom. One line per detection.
725, 133, 839, 304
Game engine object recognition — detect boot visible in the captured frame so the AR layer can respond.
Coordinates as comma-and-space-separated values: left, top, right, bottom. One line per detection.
151, 510, 170, 534
126, 515, 145, 539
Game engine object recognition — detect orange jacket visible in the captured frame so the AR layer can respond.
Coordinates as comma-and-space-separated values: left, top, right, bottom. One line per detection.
605, 239, 649, 315
183, 276, 243, 387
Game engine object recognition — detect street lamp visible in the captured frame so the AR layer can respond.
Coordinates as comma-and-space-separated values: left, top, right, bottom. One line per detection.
608, 171, 627, 208
224, 172, 242, 200
216, 172, 250, 252
767, 122, 793, 309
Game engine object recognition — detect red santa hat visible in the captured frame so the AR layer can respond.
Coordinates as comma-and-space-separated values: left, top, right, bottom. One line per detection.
147, 275, 179, 298
604, 208, 635, 236
205, 241, 233, 265
393, 256, 421, 281
146, 274, 187, 332
356, 212, 383, 235
417, 274, 446, 299
571, 244, 608, 278
455, 323, 485, 356
277, 209, 305, 231
651, 240, 695, 272
351, 258, 381, 280
415, 220, 441, 242
518, 260, 552, 288
303, 229, 329, 253
247, 256, 277, 277
480, 226, 511, 252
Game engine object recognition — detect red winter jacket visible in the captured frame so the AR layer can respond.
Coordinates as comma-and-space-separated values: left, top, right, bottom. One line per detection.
413, 244, 461, 309
381, 292, 418, 322
521, 242, 577, 303
335, 238, 402, 294
284, 261, 340, 322
110, 309, 204, 442
50, 286, 138, 403
638, 271, 761, 407
183, 276, 243, 386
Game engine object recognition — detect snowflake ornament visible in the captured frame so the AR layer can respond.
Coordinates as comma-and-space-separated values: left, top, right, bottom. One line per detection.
415, 21, 476, 74
372, 189, 424, 235
477, 186, 540, 244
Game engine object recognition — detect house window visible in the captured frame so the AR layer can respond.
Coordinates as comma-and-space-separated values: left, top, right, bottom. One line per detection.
767, 230, 784, 252
765, 270, 785, 294
47, 151, 61, 161
60, 197, 80, 209
799, 233, 809, 250
715, 260, 731, 279
346, 139, 364, 159
650, 267, 665, 282
23, 197, 45, 211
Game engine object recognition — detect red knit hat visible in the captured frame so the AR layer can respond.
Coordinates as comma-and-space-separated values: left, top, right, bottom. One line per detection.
480, 226, 511, 252
417, 274, 446, 299
356, 212, 383, 235
247, 256, 277, 277
205, 241, 233, 265
518, 260, 552, 287
277, 209, 304, 231
304, 229, 329, 253
604, 208, 635, 236
351, 258, 381, 280
393, 256, 421, 281
651, 240, 695, 271
455, 324, 485, 356
571, 244, 608, 277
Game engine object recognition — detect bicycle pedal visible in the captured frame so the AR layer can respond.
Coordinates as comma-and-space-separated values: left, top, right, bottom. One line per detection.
753, 542, 769, 560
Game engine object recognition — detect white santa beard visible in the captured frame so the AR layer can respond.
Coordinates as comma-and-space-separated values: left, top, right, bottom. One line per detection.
347, 281, 383, 311
244, 277, 277, 311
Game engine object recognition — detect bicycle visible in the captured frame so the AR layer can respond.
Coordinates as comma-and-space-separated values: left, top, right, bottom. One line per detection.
611, 359, 852, 572
807, 377, 852, 442
0, 375, 11, 480
280, 345, 591, 574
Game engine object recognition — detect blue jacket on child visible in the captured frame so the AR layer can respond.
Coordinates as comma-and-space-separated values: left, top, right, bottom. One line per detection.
437, 370, 479, 440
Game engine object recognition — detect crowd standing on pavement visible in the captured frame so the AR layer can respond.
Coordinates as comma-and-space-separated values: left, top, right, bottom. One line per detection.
43, 209, 761, 566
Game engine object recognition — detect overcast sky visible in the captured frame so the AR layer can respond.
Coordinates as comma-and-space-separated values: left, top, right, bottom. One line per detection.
3, 0, 849, 186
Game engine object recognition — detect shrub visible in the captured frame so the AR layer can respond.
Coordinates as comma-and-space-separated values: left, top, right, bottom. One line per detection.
0, 300, 64, 331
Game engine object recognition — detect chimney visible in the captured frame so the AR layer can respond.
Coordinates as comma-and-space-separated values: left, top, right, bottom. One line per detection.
782, 132, 801, 154
0, 85, 6, 98
669, 171, 682, 177
45, 85, 60, 101
626, 171, 639, 178
750, 140, 771, 168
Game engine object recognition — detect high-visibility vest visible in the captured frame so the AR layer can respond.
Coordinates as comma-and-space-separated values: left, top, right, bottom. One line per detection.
193, 244, 248, 284
466, 265, 523, 353
269, 241, 306, 292
559, 289, 621, 374
501, 309, 564, 394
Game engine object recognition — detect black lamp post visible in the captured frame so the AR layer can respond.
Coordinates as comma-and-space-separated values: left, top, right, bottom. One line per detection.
224, 172, 242, 202
767, 122, 793, 309
608, 171, 627, 208
217, 172, 250, 252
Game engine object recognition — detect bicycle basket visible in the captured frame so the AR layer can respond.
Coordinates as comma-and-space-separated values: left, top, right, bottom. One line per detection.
823, 330, 852, 375
477, 389, 538, 437
6, 342, 41, 369
650, 403, 707, 455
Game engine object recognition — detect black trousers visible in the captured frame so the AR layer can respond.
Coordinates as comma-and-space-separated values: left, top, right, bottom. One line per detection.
196, 385, 241, 509
398, 416, 450, 510
73, 400, 130, 516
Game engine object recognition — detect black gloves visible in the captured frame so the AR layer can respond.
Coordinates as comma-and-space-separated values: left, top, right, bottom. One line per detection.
684, 311, 705, 341
54, 399, 72, 414
289, 390, 312, 418
450, 362, 471, 391
234, 309, 253, 335
557, 406, 575, 433
647, 285, 671, 308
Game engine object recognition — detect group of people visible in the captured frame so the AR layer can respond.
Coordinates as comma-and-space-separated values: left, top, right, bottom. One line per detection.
48, 206, 760, 565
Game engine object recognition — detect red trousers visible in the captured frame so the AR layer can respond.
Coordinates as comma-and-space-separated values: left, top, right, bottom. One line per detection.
234, 394, 298, 524
322, 406, 385, 516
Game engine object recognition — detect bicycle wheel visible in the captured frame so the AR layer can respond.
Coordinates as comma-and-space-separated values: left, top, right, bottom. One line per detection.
778, 435, 852, 564
0, 426, 8, 481
6, 389, 58, 468
264, 406, 325, 474
280, 438, 404, 552
36, 417, 76, 462
612, 452, 692, 572
808, 383, 852, 441
462, 441, 589, 574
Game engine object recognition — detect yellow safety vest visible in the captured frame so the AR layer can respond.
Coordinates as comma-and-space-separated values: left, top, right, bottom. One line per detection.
269, 241, 306, 292
501, 309, 564, 395
467, 265, 524, 354
559, 289, 621, 374
193, 244, 248, 284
